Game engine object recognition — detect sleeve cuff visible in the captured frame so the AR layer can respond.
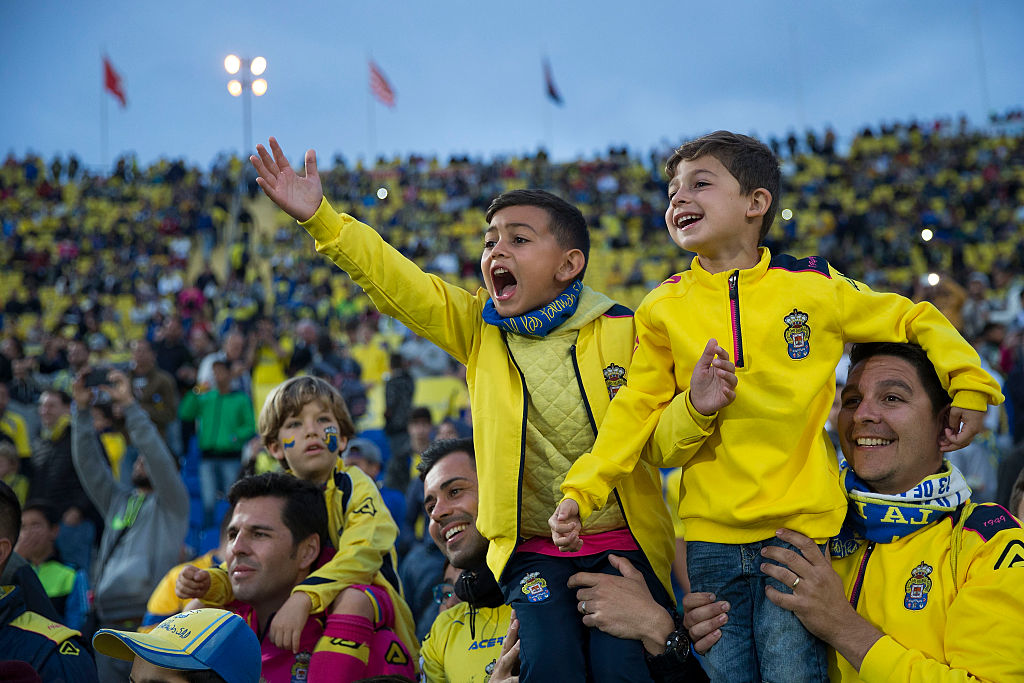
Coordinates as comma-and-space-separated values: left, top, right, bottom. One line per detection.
298, 196, 342, 244
858, 635, 903, 682
950, 389, 995, 412
684, 391, 718, 431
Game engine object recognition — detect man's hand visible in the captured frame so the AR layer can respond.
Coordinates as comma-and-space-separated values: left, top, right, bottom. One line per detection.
689, 339, 737, 416
71, 371, 93, 410
549, 499, 583, 552
681, 591, 729, 655
175, 565, 211, 600
940, 407, 985, 452
762, 528, 882, 671
269, 592, 312, 653
568, 554, 674, 656
490, 609, 520, 683
250, 137, 324, 222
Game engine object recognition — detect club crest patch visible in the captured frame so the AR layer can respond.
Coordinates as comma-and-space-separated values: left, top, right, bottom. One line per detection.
903, 561, 933, 610
603, 363, 626, 399
323, 425, 340, 453
520, 571, 550, 603
783, 309, 811, 360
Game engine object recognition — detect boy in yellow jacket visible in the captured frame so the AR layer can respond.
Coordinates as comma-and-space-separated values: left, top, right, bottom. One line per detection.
249, 138, 681, 682
552, 131, 1003, 682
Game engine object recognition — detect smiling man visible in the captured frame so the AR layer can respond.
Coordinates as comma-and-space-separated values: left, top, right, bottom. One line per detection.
685, 342, 1024, 682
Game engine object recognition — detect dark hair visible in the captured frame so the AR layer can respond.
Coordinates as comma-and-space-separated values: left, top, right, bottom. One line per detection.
417, 437, 475, 481
227, 473, 328, 551
22, 500, 59, 527
665, 131, 780, 243
485, 189, 590, 280
41, 388, 72, 406
848, 343, 950, 415
409, 406, 433, 424
0, 480, 21, 545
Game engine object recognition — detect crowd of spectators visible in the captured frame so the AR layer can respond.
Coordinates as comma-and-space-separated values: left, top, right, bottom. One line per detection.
1, 111, 1023, 668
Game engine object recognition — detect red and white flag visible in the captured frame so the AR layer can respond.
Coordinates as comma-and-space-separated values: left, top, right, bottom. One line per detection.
369, 60, 395, 108
103, 57, 127, 108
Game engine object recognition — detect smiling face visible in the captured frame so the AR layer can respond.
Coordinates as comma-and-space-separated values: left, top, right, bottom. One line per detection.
268, 400, 348, 485
225, 496, 312, 615
838, 355, 947, 495
481, 205, 582, 318
423, 450, 489, 570
664, 155, 767, 274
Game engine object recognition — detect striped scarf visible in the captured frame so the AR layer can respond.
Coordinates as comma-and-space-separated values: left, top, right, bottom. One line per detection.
482, 280, 583, 337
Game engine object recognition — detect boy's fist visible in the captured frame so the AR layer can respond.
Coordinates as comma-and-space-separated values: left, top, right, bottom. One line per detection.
550, 499, 583, 552
940, 407, 986, 452
690, 338, 738, 416
176, 565, 211, 600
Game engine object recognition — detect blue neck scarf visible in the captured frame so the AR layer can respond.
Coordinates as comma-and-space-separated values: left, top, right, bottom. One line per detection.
830, 456, 970, 557
482, 280, 583, 337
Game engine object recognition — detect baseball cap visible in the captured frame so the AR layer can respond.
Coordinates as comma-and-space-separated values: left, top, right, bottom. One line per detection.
92, 609, 260, 683
345, 437, 382, 464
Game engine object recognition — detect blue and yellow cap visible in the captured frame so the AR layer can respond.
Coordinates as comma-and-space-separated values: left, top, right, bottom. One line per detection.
92, 609, 260, 683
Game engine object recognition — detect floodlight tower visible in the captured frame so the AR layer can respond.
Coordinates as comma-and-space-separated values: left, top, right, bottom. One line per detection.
224, 55, 268, 156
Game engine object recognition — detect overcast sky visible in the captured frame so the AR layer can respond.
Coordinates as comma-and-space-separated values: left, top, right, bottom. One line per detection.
2, 0, 1022, 171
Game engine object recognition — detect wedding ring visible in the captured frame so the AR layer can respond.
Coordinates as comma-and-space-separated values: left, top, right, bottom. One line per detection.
579, 601, 587, 615
792, 577, 801, 589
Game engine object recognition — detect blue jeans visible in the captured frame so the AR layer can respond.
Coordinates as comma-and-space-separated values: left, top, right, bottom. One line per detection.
687, 538, 828, 683
500, 549, 671, 683
199, 454, 241, 527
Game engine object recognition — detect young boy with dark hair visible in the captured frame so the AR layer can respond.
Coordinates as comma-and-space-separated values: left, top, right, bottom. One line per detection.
250, 138, 681, 682
177, 376, 417, 680
553, 131, 1003, 682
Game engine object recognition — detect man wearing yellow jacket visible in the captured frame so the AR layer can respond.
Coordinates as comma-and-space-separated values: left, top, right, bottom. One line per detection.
684, 342, 1024, 682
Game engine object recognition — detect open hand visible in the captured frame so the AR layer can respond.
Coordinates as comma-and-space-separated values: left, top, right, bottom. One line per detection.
268, 592, 312, 653
689, 338, 737, 416
250, 137, 323, 222
549, 499, 583, 552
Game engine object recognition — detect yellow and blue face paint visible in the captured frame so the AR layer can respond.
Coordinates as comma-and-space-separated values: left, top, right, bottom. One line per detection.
323, 426, 340, 453
282, 437, 296, 451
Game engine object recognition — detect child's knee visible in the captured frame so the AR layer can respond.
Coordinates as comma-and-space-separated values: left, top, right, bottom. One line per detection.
330, 587, 374, 619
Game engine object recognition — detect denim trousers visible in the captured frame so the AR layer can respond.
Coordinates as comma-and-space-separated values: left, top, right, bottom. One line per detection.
687, 538, 829, 683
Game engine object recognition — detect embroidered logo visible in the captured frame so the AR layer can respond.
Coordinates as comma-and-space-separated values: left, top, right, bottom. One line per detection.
783, 309, 811, 360
290, 650, 311, 682
603, 363, 626, 399
520, 571, 550, 603
994, 540, 1024, 570
903, 561, 933, 610
354, 496, 378, 516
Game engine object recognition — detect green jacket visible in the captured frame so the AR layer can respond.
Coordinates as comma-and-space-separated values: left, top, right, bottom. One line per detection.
179, 389, 255, 454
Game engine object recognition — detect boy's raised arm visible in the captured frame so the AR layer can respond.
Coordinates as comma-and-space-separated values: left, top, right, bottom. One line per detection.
251, 137, 323, 222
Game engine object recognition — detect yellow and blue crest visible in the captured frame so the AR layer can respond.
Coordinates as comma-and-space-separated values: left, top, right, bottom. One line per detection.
903, 561, 933, 610
603, 363, 626, 399
783, 308, 811, 360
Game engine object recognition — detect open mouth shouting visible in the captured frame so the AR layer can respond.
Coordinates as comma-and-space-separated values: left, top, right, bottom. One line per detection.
490, 266, 518, 302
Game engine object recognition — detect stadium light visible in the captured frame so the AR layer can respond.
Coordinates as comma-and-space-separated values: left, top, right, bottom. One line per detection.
223, 54, 268, 156
921, 228, 934, 242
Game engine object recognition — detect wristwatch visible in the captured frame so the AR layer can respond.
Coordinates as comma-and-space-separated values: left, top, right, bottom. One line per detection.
644, 611, 692, 675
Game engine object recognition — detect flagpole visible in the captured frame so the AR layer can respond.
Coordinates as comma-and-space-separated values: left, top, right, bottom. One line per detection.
100, 53, 108, 169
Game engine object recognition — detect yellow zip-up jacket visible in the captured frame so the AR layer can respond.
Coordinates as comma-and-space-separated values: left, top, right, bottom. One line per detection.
562, 249, 1003, 544
832, 502, 1024, 682
420, 602, 513, 682
301, 198, 676, 595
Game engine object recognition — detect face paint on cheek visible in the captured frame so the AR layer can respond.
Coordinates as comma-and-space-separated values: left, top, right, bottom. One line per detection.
323, 425, 339, 453
282, 437, 296, 450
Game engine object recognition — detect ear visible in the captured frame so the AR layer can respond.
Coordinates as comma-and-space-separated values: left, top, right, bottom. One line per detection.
0, 538, 12, 571
267, 441, 289, 469
745, 188, 772, 220
935, 405, 954, 451
297, 533, 320, 571
555, 249, 586, 284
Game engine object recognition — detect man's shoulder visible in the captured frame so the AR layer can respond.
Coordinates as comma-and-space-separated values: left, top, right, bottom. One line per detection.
955, 503, 1024, 571
958, 502, 1023, 543
767, 253, 833, 278
7, 607, 81, 645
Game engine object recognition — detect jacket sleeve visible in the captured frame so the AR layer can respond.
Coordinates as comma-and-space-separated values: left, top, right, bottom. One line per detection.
293, 468, 399, 613
300, 198, 481, 365
70, 408, 117, 514
858, 524, 1024, 682
178, 390, 200, 421
560, 299, 680, 519
833, 267, 1003, 411
644, 389, 717, 469
124, 402, 190, 517
232, 394, 257, 443
38, 634, 99, 683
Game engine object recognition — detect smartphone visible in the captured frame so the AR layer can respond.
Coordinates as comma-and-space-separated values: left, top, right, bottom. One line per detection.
84, 367, 111, 387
